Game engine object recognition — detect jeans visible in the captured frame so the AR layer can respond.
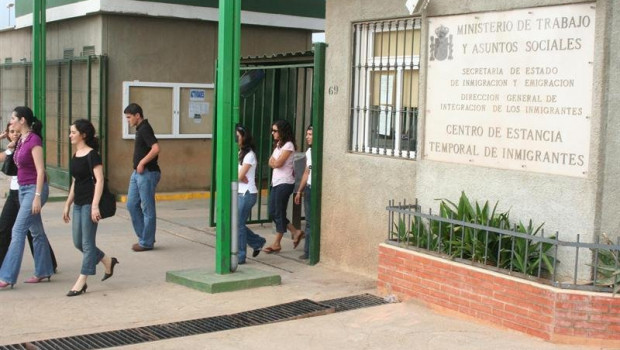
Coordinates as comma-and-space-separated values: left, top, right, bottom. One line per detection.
0, 183, 53, 284
72, 204, 104, 275
0, 190, 19, 268
268, 183, 294, 233
0, 189, 57, 270
127, 169, 161, 248
237, 192, 266, 262
303, 185, 312, 257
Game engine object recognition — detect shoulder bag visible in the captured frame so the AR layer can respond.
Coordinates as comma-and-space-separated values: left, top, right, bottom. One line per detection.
1, 151, 17, 176
86, 151, 116, 219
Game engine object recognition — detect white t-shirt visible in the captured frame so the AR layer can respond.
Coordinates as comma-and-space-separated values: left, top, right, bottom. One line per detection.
306, 148, 312, 186
271, 141, 295, 186
238, 151, 258, 194
9, 176, 18, 190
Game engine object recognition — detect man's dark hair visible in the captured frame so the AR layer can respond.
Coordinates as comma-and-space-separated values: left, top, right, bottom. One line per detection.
124, 103, 144, 118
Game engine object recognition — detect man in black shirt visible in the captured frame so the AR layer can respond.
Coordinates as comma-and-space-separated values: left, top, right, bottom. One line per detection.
124, 103, 161, 252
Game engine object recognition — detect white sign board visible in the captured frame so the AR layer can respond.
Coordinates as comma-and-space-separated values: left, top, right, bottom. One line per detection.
425, 3, 595, 177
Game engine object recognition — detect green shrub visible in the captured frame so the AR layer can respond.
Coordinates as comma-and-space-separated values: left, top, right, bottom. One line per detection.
510, 220, 556, 276
397, 192, 555, 278
591, 233, 620, 294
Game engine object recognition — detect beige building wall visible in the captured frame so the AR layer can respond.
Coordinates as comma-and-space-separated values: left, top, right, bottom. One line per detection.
0, 29, 31, 121
322, 1, 419, 277
322, 0, 616, 278
0, 28, 31, 60
103, 15, 312, 193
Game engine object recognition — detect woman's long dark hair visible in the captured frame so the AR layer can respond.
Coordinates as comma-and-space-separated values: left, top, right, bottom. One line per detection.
237, 124, 255, 165
13, 106, 42, 138
73, 119, 100, 152
272, 119, 296, 150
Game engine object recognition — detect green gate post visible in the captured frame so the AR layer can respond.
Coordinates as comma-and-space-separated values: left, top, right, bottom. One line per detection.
215, 0, 241, 274
33, 0, 46, 142
309, 43, 326, 266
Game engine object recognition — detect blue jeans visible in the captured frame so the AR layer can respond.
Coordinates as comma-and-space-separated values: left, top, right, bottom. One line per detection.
127, 169, 161, 248
303, 186, 312, 256
72, 204, 104, 275
0, 189, 58, 271
0, 184, 53, 284
237, 192, 266, 262
268, 183, 294, 233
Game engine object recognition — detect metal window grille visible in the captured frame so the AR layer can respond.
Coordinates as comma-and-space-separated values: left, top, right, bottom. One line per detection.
386, 200, 620, 293
350, 18, 421, 159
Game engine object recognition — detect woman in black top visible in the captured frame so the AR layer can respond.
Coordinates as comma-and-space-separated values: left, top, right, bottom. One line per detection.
62, 119, 118, 296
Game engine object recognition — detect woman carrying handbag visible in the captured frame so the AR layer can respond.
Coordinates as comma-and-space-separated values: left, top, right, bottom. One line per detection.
62, 119, 118, 297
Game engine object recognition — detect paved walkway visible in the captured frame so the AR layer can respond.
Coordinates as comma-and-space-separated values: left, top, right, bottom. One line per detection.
0, 194, 609, 349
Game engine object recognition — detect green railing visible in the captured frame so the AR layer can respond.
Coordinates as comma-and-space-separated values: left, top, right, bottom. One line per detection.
210, 60, 317, 226
0, 55, 109, 190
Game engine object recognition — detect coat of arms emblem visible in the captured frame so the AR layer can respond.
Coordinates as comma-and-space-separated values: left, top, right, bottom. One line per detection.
430, 25, 453, 61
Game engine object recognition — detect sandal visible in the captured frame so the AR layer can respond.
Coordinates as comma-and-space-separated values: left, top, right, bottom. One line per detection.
293, 231, 305, 249
263, 246, 282, 254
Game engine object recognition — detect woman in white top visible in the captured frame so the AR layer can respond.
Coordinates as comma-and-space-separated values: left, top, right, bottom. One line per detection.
236, 125, 266, 264
264, 120, 304, 254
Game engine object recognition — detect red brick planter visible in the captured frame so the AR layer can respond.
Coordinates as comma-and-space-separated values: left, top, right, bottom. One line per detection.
377, 244, 620, 346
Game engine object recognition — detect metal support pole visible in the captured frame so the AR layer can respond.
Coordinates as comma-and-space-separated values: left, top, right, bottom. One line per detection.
309, 43, 327, 265
230, 182, 239, 272
32, 0, 46, 144
215, 0, 240, 274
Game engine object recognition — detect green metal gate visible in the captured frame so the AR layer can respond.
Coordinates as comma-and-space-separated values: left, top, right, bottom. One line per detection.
210, 53, 318, 226
0, 56, 109, 190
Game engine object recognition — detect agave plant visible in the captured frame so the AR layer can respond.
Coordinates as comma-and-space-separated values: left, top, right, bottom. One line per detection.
591, 233, 620, 294
391, 217, 408, 242
436, 192, 511, 265
509, 220, 555, 276
411, 216, 439, 250
403, 191, 553, 279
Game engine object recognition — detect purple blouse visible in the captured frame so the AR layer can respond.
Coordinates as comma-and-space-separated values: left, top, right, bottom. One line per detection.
15, 133, 42, 186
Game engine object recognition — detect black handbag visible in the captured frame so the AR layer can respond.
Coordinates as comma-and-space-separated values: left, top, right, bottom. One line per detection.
1, 152, 18, 176
86, 152, 116, 219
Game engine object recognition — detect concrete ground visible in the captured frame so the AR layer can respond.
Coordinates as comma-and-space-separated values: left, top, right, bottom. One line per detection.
0, 191, 611, 349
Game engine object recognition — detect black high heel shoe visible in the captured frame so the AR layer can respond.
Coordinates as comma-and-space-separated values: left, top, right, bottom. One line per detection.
66, 284, 87, 297
102, 257, 119, 281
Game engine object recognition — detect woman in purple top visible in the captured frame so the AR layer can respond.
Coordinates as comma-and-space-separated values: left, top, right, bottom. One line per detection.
0, 106, 54, 289
0, 122, 57, 271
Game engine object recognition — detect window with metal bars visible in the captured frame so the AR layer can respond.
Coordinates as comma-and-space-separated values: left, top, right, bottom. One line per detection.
349, 18, 421, 159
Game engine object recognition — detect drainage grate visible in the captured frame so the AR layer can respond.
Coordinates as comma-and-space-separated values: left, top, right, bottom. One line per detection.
0, 294, 390, 349
319, 293, 389, 312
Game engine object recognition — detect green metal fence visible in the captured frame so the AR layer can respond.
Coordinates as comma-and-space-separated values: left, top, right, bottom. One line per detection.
210, 60, 317, 226
0, 55, 108, 190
